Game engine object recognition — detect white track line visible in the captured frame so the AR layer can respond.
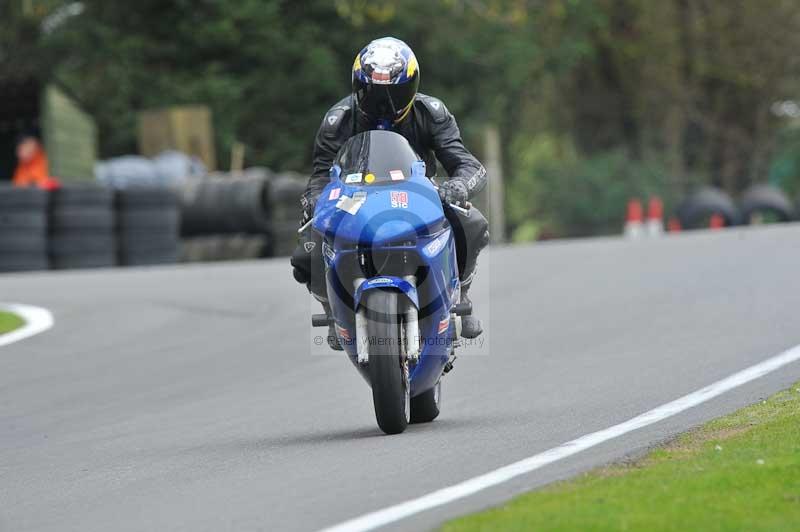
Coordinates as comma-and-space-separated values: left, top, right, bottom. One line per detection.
0, 303, 54, 347
320, 344, 800, 532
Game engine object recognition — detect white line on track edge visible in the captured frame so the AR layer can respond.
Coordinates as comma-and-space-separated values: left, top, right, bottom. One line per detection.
319, 344, 800, 532
0, 303, 54, 347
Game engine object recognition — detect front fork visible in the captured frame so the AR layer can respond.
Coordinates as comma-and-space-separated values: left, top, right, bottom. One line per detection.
353, 276, 420, 365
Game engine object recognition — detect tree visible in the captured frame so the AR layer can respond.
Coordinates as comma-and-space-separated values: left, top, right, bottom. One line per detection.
14, 0, 800, 237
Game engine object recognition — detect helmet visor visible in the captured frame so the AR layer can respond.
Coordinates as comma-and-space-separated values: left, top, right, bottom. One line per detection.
354, 79, 417, 123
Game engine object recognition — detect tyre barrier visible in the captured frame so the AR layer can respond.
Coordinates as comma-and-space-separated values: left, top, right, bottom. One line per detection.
0, 186, 48, 272
676, 187, 741, 229
739, 184, 794, 224
178, 170, 305, 257
117, 187, 180, 266
267, 173, 305, 257
181, 235, 268, 262
2, 167, 311, 273
49, 184, 117, 270
179, 170, 273, 236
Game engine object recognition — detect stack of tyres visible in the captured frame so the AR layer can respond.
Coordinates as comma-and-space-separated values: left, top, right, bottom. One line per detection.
739, 185, 794, 223
176, 169, 304, 258
0, 186, 48, 272
117, 187, 180, 265
179, 169, 273, 236
268, 172, 306, 257
49, 184, 116, 269
676, 187, 741, 229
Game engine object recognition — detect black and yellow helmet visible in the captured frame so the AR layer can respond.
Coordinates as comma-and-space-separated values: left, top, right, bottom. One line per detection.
352, 37, 420, 130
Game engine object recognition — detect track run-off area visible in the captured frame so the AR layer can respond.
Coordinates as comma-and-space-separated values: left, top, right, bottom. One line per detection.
2, 224, 800, 531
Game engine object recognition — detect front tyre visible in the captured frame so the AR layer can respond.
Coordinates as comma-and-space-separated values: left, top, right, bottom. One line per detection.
364, 289, 409, 434
410, 380, 441, 423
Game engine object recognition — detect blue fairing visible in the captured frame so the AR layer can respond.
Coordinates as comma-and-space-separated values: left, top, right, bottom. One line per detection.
324, 232, 459, 396
313, 167, 445, 245
354, 276, 419, 309
313, 130, 461, 397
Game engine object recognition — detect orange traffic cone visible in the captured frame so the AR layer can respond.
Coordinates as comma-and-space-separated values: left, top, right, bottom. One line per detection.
624, 198, 644, 239
709, 213, 725, 230
667, 217, 682, 233
646, 197, 664, 237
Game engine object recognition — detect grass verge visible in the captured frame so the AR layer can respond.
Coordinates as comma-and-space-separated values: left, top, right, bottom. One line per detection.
0, 310, 25, 335
443, 381, 800, 532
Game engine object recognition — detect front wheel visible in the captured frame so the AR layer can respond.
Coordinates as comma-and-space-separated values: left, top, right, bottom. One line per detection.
364, 289, 409, 434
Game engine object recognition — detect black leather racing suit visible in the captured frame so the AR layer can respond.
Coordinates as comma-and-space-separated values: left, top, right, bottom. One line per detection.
292, 93, 490, 302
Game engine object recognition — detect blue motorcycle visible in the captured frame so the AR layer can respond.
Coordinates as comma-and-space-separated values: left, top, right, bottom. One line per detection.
306, 130, 472, 434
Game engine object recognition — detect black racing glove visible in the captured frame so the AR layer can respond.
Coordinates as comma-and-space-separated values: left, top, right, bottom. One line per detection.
300, 192, 319, 225
438, 179, 469, 207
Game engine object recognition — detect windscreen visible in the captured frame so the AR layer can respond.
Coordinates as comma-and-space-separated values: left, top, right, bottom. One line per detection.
335, 130, 420, 184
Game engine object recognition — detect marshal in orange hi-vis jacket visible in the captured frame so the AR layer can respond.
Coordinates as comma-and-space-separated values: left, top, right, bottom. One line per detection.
12, 137, 51, 188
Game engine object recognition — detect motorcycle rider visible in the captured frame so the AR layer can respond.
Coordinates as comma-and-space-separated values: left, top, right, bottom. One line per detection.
291, 37, 489, 350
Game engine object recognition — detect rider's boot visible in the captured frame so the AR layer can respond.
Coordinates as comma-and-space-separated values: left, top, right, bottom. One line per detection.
459, 278, 483, 339
320, 300, 343, 351
450, 209, 488, 340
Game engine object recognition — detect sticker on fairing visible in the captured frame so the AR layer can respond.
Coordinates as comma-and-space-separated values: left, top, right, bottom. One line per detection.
438, 317, 450, 334
390, 190, 409, 209
336, 195, 365, 215
328, 187, 341, 200
345, 173, 363, 184
390, 170, 405, 181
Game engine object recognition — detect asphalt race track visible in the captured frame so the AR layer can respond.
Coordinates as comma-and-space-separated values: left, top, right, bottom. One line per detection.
2, 224, 800, 532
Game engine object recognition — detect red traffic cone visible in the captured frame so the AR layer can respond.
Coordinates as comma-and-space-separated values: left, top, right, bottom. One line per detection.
624, 198, 644, 239
646, 196, 664, 237
667, 217, 682, 233
709, 213, 725, 230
